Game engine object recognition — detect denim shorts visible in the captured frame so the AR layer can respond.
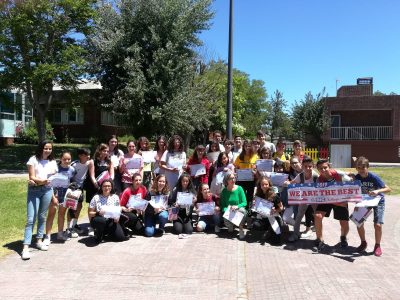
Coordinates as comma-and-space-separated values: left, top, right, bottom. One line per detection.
373, 199, 385, 224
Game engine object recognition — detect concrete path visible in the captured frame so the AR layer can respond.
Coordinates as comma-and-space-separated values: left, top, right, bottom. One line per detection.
1, 196, 400, 299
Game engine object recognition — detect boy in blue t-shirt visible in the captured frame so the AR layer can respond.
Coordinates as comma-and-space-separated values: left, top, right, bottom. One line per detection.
354, 156, 391, 256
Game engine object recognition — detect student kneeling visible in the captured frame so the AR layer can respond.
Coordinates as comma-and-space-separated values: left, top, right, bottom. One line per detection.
88, 179, 128, 243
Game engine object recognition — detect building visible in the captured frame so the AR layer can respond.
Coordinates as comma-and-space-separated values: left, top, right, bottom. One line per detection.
323, 77, 400, 164
0, 91, 33, 145
0, 81, 130, 145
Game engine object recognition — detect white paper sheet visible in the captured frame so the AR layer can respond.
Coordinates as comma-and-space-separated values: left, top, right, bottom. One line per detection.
197, 202, 215, 216
236, 169, 254, 181
223, 206, 244, 227
149, 195, 168, 210
141, 151, 156, 163
127, 194, 148, 211
48, 174, 69, 188
350, 207, 373, 228
189, 164, 206, 177
355, 195, 382, 207
255, 159, 274, 172
126, 158, 142, 169
102, 205, 121, 219
176, 192, 194, 206
252, 196, 273, 217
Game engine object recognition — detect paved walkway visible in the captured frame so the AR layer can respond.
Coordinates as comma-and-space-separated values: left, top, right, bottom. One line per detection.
1, 195, 400, 299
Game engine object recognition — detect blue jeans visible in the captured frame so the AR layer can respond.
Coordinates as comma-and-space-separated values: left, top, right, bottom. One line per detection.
144, 210, 168, 237
23, 185, 53, 245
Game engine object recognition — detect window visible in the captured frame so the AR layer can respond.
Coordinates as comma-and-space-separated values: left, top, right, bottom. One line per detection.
101, 111, 117, 126
48, 109, 63, 124
48, 107, 83, 124
331, 115, 341, 127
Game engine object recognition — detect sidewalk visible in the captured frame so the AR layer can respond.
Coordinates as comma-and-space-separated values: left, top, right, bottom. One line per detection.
1, 196, 400, 299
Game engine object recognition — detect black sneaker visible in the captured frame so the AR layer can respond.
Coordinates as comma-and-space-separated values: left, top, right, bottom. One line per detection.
317, 240, 326, 252
340, 236, 348, 248
74, 224, 84, 234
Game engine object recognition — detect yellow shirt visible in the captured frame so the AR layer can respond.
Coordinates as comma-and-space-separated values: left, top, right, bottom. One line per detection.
234, 154, 259, 169
273, 152, 290, 161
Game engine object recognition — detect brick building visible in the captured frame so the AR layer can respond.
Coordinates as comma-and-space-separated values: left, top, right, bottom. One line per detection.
323, 77, 400, 163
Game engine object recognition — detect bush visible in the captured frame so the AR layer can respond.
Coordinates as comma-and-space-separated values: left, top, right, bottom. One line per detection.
17, 120, 56, 144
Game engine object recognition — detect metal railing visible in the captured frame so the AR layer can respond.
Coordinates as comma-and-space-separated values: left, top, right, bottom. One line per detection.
331, 126, 392, 140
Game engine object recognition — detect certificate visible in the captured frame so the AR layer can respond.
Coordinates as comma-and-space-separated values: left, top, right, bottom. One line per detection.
102, 205, 121, 219
252, 196, 273, 217
176, 192, 194, 206
216, 171, 225, 185
63, 188, 82, 210
350, 207, 373, 228
48, 174, 69, 188
256, 159, 273, 172
236, 169, 254, 181
168, 156, 184, 169
141, 151, 156, 163
355, 195, 382, 207
127, 194, 148, 211
223, 206, 244, 227
197, 202, 215, 216
189, 164, 206, 177
149, 195, 168, 210
110, 155, 120, 167
207, 152, 220, 163
96, 171, 110, 185
126, 158, 142, 169
269, 172, 288, 187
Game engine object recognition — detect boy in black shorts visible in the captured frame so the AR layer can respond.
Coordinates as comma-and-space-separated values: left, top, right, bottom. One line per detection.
314, 159, 352, 251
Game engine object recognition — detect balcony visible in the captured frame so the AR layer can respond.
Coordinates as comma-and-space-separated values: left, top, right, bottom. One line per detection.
331, 126, 392, 140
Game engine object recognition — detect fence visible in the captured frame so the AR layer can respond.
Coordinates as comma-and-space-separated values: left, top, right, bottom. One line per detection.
285, 147, 329, 161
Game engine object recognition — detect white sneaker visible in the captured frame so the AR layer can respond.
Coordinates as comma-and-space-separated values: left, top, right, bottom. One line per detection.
69, 228, 79, 238
288, 233, 299, 242
43, 236, 51, 246
88, 227, 95, 237
239, 229, 245, 240
36, 242, 48, 251
214, 226, 221, 233
57, 231, 70, 241
21, 249, 31, 260
301, 230, 313, 238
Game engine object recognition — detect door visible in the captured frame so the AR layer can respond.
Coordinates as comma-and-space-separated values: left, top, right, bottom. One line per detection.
330, 144, 351, 168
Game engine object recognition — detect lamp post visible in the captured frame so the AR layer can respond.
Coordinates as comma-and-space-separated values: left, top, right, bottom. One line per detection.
226, 0, 233, 139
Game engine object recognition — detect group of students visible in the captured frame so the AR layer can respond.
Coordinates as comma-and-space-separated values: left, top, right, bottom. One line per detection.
21, 132, 391, 261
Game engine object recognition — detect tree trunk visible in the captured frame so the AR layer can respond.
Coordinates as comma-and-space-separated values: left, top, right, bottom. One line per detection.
34, 108, 46, 143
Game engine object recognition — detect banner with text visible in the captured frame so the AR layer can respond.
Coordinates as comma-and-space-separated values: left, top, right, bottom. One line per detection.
288, 181, 362, 205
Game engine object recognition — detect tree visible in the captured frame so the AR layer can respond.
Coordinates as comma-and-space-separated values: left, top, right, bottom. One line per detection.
196, 60, 269, 138
88, 0, 213, 138
0, 0, 96, 142
267, 90, 292, 141
291, 88, 330, 145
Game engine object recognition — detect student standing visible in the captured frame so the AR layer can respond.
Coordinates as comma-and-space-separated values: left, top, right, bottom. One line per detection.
160, 135, 186, 190
314, 159, 352, 251
353, 156, 391, 256
21, 141, 58, 260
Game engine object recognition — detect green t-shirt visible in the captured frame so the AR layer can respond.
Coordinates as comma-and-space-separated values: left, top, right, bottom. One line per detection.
220, 185, 247, 212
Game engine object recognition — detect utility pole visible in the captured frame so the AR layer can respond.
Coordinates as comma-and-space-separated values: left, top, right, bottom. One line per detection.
226, 0, 233, 139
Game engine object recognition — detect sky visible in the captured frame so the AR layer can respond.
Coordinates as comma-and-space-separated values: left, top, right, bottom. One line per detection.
199, 0, 400, 107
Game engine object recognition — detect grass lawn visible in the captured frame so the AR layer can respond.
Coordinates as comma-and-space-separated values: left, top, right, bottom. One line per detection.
0, 178, 88, 259
339, 167, 399, 195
